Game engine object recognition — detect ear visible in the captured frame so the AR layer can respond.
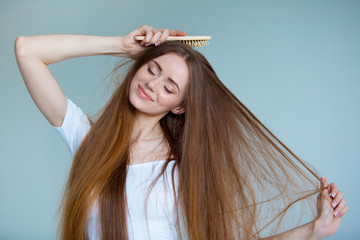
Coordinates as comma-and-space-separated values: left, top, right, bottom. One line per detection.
171, 105, 185, 115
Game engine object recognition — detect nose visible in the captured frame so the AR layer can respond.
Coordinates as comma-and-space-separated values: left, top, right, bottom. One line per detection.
145, 78, 161, 92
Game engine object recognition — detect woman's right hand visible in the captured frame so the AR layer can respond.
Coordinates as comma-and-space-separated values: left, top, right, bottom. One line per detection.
118, 24, 186, 59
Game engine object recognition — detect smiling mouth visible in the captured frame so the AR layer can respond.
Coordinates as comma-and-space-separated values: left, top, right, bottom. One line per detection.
138, 85, 154, 102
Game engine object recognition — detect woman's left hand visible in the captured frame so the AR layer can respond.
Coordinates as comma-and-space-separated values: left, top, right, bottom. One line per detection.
312, 177, 349, 239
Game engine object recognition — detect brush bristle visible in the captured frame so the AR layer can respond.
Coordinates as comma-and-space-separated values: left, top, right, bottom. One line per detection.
180, 40, 209, 48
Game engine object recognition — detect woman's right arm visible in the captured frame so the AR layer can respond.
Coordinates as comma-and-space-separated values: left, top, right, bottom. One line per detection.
14, 25, 185, 127
15, 35, 126, 127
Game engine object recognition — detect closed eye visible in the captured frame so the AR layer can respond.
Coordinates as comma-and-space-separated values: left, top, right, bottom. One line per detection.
164, 82, 175, 94
164, 86, 173, 94
148, 67, 155, 75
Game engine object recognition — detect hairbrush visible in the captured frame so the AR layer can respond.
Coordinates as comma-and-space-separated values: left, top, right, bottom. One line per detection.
134, 36, 211, 48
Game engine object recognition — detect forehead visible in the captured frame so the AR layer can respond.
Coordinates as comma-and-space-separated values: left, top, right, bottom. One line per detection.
151, 53, 190, 86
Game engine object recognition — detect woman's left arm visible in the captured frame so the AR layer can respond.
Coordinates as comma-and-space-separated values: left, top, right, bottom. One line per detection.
262, 177, 349, 240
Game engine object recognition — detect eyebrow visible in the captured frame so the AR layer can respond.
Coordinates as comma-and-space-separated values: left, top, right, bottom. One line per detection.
152, 60, 181, 92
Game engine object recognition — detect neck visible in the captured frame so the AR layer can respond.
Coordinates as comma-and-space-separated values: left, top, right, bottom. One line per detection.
131, 111, 165, 143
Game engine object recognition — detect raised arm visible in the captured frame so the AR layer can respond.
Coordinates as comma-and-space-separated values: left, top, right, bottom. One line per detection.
14, 24, 185, 127
14, 34, 122, 127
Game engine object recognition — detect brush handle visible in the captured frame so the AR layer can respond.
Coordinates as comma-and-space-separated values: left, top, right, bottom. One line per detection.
134, 36, 211, 41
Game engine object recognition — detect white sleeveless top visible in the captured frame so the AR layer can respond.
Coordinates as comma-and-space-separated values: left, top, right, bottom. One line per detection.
54, 98, 179, 239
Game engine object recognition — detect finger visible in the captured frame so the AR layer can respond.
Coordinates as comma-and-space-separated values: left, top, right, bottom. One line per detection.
339, 205, 349, 217
168, 29, 186, 36
149, 31, 162, 45
318, 178, 333, 203
329, 182, 338, 198
135, 25, 155, 46
320, 188, 332, 202
334, 198, 347, 217
335, 198, 346, 212
157, 29, 169, 44
332, 190, 343, 208
143, 32, 154, 46
332, 191, 344, 208
320, 177, 328, 191
139, 24, 155, 36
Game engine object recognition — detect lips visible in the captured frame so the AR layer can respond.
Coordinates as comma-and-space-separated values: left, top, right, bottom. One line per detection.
138, 85, 154, 102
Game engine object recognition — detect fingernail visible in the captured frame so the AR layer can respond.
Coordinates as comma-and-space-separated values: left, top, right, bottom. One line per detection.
145, 43, 150, 47
333, 211, 339, 217
154, 41, 160, 46
332, 201, 338, 208
332, 192, 337, 198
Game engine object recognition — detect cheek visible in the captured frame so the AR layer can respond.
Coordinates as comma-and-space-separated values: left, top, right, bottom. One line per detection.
158, 93, 185, 108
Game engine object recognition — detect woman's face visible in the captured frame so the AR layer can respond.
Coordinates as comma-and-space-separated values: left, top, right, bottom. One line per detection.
129, 53, 189, 117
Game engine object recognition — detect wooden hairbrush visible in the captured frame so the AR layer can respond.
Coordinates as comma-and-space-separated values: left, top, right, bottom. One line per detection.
134, 36, 212, 48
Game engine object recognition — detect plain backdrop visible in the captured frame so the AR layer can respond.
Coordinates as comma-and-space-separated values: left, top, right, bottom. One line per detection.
1, 0, 359, 239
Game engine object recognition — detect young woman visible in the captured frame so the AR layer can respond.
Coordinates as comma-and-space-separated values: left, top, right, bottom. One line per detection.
15, 24, 348, 240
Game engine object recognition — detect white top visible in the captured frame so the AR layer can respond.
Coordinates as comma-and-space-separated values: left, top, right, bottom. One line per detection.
54, 98, 179, 240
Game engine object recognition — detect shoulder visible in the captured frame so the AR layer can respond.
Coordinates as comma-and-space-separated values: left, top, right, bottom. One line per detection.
53, 98, 91, 157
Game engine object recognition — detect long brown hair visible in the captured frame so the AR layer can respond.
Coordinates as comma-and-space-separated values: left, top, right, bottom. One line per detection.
60, 42, 321, 239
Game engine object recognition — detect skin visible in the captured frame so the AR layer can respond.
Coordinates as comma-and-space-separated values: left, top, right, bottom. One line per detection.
129, 53, 189, 164
14, 24, 348, 239
129, 53, 189, 118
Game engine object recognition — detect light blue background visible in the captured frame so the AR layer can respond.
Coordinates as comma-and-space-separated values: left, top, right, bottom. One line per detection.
1, 0, 359, 239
